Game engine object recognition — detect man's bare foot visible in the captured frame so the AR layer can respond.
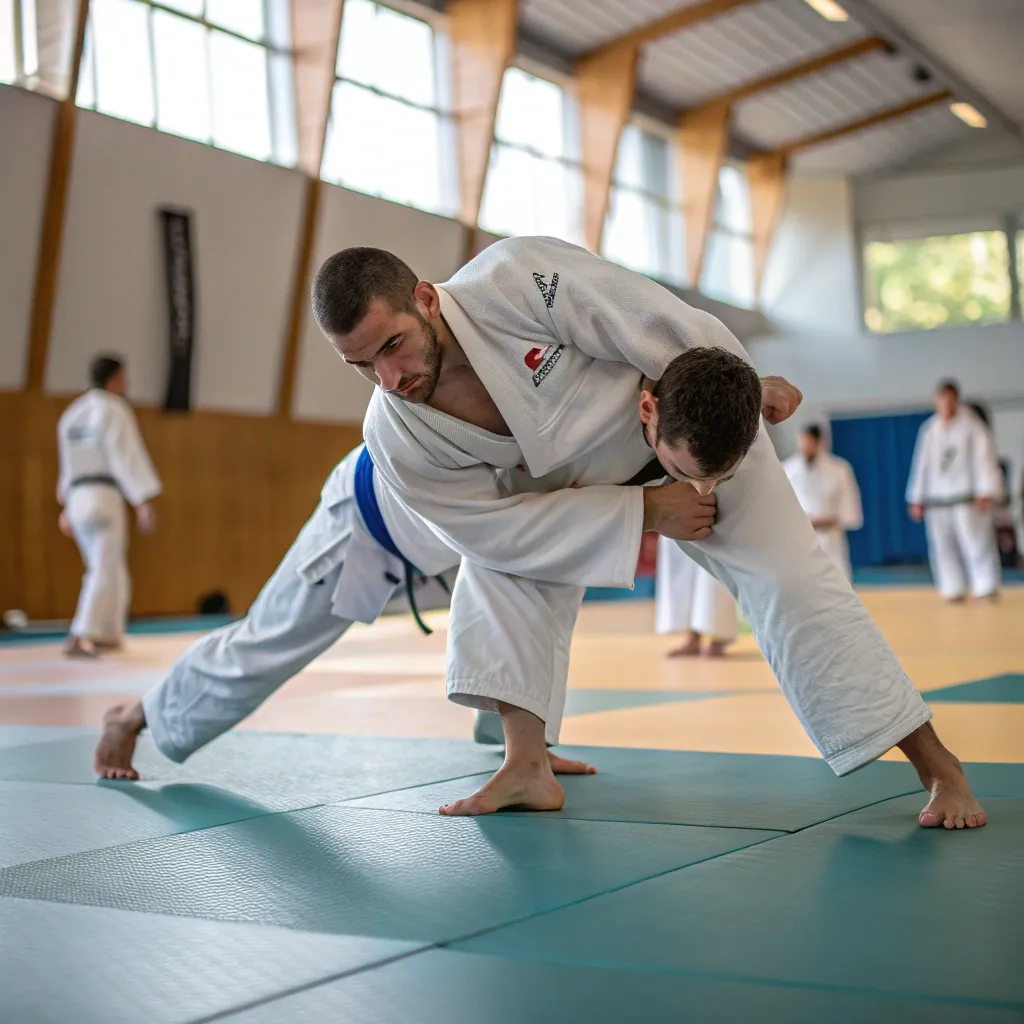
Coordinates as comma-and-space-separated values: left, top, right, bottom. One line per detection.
548, 752, 597, 775
898, 722, 987, 829
93, 701, 146, 780
93, 639, 125, 652
944, 594, 966, 604
65, 635, 99, 659
703, 640, 728, 658
439, 759, 565, 816
667, 633, 701, 658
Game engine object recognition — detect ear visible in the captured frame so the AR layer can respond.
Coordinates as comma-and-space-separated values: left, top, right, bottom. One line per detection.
414, 281, 441, 319
638, 389, 658, 427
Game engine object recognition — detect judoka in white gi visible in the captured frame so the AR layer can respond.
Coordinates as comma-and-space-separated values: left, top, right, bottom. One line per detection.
93, 444, 595, 781
654, 538, 737, 657
57, 356, 160, 659
907, 380, 1002, 601
315, 235, 986, 829
782, 424, 863, 581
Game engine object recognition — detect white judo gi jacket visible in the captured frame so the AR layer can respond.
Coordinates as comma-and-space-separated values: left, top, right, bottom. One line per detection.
783, 452, 863, 580
363, 236, 932, 775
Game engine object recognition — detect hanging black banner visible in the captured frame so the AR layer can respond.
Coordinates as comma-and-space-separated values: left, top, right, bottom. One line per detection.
159, 207, 196, 412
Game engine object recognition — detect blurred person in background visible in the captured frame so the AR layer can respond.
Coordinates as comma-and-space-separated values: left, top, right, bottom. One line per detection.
57, 355, 160, 657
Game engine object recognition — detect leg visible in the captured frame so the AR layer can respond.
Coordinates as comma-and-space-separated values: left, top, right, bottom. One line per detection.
691, 563, 737, 658
952, 503, 1001, 598
925, 507, 967, 600
473, 709, 597, 775
655, 535, 699, 656
679, 429, 983, 826
440, 704, 566, 816
94, 498, 389, 777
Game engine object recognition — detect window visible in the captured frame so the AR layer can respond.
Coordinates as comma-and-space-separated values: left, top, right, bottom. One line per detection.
76, 0, 293, 165
321, 0, 455, 217
602, 123, 684, 284
700, 164, 755, 308
478, 67, 584, 244
2, 0, 37, 86
863, 231, 1012, 333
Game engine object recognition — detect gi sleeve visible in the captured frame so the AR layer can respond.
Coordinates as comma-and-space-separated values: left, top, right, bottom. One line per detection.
106, 403, 162, 506
905, 421, 930, 506
971, 420, 1003, 501
838, 461, 863, 532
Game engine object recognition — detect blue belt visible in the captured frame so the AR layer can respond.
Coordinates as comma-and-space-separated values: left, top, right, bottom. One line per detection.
354, 446, 443, 634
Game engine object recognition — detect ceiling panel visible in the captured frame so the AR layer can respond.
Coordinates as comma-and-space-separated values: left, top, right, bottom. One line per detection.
789, 103, 978, 176
733, 49, 942, 150
639, 0, 867, 109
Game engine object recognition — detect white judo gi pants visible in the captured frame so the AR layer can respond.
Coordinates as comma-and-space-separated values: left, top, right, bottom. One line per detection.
654, 536, 737, 642
66, 484, 131, 643
143, 487, 565, 763
924, 504, 1001, 599
449, 428, 933, 777
815, 527, 853, 583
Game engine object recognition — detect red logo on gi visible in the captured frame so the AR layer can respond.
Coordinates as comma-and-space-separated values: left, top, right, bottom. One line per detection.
524, 346, 549, 372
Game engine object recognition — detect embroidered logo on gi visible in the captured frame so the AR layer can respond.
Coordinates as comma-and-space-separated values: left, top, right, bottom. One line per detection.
532, 271, 559, 308
524, 344, 564, 387
940, 446, 957, 474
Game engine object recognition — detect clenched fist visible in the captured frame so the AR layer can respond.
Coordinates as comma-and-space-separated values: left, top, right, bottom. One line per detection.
642, 482, 717, 541
760, 376, 803, 425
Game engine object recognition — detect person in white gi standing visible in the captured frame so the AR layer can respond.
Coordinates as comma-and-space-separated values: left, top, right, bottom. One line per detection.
57, 355, 160, 658
783, 424, 863, 581
907, 380, 1002, 602
654, 538, 737, 657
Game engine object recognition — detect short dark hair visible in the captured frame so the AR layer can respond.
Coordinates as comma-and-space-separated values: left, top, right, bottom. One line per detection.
936, 378, 960, 398
652, 348, 762, 476
803, 424, 823, 442
311, 247, 419, 336
90, 354, 124, 389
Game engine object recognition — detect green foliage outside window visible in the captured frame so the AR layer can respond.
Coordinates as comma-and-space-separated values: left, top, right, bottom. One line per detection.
863, 231, 1011, 333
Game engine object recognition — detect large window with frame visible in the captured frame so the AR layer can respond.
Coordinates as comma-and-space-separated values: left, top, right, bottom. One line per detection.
1, 0, 36, 86
478, 66, 584, 244
321, 0, 455, 217
601, 122, 685, 285
76, 0, 295, 165
862, 229, 1014, 334
700, 164, 755, 308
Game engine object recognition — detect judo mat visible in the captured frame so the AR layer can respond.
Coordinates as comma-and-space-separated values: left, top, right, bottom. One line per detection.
0, 726, 1021, 1022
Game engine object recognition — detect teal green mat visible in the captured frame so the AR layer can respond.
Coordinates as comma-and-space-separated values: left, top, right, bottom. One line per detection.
227, 949, 1024, 1024
0, 807, 779, 942
0, 614, 236, 644
344, 747, 926, 831
0, 897, 418, 1023
0, 780, 272, 869
0, 733, 505, 811
457, 795, 1024, 1007
925, 674, 1024, 703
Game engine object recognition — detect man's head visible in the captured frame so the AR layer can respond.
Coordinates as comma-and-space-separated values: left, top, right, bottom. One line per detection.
799, 423, 823, 462
312, 247, 443, 403
639, 348, 762, 495
91, 354, 126, 395
934, 379, 959, 421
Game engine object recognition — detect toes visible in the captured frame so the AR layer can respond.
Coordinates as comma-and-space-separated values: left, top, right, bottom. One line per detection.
919, 811, 940, 827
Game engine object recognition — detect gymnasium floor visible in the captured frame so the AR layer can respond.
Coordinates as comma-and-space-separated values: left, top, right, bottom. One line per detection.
1, 587, 1022, 1022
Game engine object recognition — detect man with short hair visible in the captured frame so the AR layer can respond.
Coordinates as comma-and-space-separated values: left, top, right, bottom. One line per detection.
57, 355, 160, 658
783, 424, 863, 581
315, 235, 987, 829
907, 380, 1002, 601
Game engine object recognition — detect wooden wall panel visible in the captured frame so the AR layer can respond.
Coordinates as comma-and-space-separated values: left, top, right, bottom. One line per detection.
0, 391, 361, 621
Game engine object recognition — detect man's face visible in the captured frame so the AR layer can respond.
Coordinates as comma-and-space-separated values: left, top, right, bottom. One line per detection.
798, 431, 821, 461
638, 390, 742, 495
935, 388, 959, 421
332, 291, 442, 404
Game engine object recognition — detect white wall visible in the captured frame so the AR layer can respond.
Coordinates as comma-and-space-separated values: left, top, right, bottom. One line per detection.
47, 110, 306, 413
0, 85, 56, 390
292, 182, 467, 423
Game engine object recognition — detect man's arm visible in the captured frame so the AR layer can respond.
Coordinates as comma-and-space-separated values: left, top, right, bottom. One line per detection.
905, 421, 930, 520
838, 461, 864, 532
106, 404, 162, 509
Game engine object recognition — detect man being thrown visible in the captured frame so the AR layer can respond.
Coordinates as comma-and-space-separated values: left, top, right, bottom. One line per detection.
314, 235, 986, 830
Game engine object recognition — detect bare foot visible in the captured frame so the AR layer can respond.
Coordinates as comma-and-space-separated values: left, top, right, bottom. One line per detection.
65, 636, 99, 659
548, 752, 597, 775
944, 595, 966, 604
93, 639, 125, 652
93, 701, 146, 780
898, 723, 987, 830
703, 640, 728, 659
667, 634, 701, 658
439, 759, 565, 816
